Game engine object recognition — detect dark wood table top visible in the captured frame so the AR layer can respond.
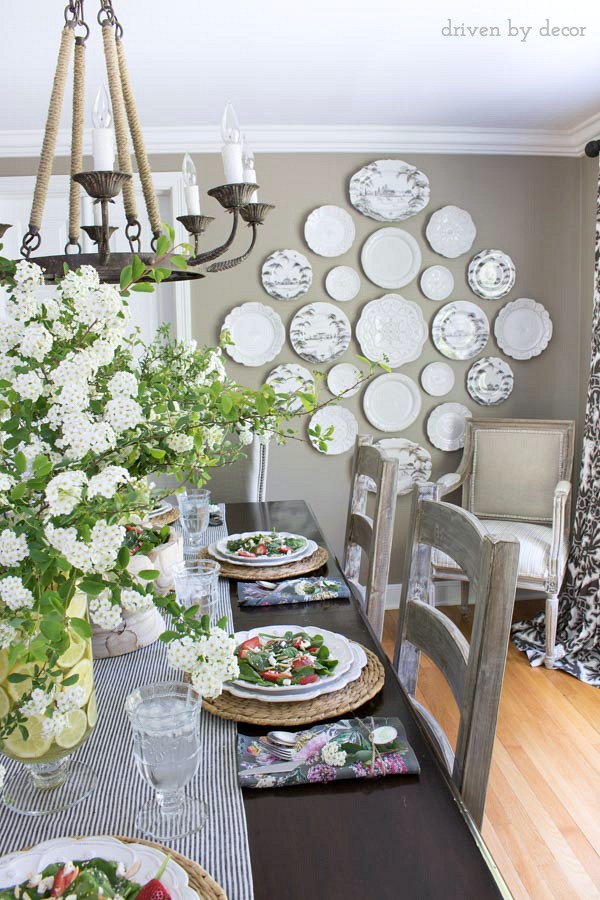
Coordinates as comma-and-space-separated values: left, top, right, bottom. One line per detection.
226, 500, 507, 900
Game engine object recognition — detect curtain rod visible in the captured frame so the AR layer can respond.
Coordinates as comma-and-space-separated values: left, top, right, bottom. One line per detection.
585, 140, 600, 158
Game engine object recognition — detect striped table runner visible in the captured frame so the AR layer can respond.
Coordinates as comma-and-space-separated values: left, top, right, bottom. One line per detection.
0, 510, 254, 900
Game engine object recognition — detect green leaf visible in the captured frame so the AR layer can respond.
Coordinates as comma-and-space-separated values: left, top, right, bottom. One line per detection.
14, 451, 27, 474
40, 618, 65, 642
61, 673, 80, 686
138, 569, 160, 580
118, 546, 130, 568
220, 394, 233, 414
32, 455, 52, 477
158, 630, 181, 643
7, 672, 30, 683
120, 265, 133, 290
78, 580, 105, 596
131, 255, 146, 280
131, 282, 155, 293
155, 235, 170, 257
9, 483, 27, 502
70, 617, 92, 639
169, 254, 187, 270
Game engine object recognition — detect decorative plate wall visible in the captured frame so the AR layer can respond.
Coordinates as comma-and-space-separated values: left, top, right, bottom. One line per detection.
327, 363, 362, 398
466, 357, 514, 406
467, 249, 516, 300
356, 293, 427, 368
309, 407, 358, 455
304, 205, 355, 257
426, 206, 477, 258
363, 373, 421, 432
427, 403, 472, 451
375, 438, 433, 495
494, 298, 553, 360
361, 228, 421, 289
420, 265, 454, 301
261, 249, 312, 300
222, 302, 285, 366
266, 363, 315, 412
290, 302, 352, 363
431, 300, 489, 360
421, 361, 455, 397
325, 266, 361, 302
349, 159, 431, 222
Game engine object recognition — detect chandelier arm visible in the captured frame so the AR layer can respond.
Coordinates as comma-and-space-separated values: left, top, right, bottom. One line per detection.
205, 222, 259, 273
101, 22, 138, 226
67, 36, 86, 249
189, 210, 240, 265
21, 25, 75, 257
116, 37, 162, 240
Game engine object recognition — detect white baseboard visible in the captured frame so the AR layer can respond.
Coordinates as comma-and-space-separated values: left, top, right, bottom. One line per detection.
385, 582, 462, 610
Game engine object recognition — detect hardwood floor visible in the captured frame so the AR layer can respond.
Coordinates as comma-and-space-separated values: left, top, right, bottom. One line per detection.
382, 601, 600, 900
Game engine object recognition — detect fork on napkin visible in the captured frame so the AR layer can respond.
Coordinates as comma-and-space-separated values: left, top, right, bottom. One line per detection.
238, 717, 420, 788
237, 576, 350, 607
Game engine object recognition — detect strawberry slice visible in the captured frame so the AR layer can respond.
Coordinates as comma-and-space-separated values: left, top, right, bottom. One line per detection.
237, 550, 257, 558
238, 636, 261, 658
255, 542, 267, 556
279, 545, 290, 554
260, 669, 286, 683
299, 674, 319, 685
51, 865, 79, 897
136, 855, 171, 900
291, 655, 313, 670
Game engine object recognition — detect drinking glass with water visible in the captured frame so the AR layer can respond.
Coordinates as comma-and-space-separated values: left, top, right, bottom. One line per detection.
177, 488, 210, 558
171, 559, 221, 621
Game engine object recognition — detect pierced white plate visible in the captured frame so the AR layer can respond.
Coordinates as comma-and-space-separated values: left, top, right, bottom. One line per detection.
304, 205, 355, 257
290, 302, 351, 363
216, 531, 310, 563
421, 361, 455, 397
0, 837, 196, 900
349, 159, 431, 222
494, 297, 553, 360
325, 266, 361, 302
467, 249, 516, 300
309, 406, 358, 455
426, 206, 477, 258
327, 363, 362, 397
420, 265, 454, 301
375, 438, 432, 495
467, 356, 514, 406
356, 293, 427, 368
261, 249, 313, 300
363, 373, 421, 432
431, 301, 489, 360
427, 402, 472, 451
209, 539, 318, 567
222, 301, 285, 366
361, 228, 422, 289
266, 363, 315, 413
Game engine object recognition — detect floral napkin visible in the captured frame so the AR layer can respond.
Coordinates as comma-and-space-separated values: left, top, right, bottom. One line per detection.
237, 576, 350, 607
237, 716, 419, 788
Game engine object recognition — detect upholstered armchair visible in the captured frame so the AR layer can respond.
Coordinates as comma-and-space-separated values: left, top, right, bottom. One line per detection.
430, 418, 575, 669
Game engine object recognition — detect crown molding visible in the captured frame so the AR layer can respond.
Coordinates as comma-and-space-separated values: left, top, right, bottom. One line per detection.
0, 118, 598, 159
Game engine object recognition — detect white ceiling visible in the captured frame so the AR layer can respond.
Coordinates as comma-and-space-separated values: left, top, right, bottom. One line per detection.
1, 0, 599, 152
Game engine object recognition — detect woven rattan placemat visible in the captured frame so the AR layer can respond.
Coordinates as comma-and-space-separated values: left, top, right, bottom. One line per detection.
147, 506, 179, 529
203, 646, 384, 726
200, 545, 329, 581
118, 835, 227, 899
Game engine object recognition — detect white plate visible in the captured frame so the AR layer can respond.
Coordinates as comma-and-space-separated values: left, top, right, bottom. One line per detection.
216, 531, 310, 563
349, 159, 430, 222
426, 206, 476, 258
361, 227, 421, 288
467, 249, 515, 300
309, 407, 358, 455
363, 373, 421, 432
420, 265, 454, 301
494, 298, 552, 360
327, 363, 362, 398
261, 249, 312, 300
230, 625, 355, 693
356, 293, 427, 368
148, 501, 171, 518
431, 301, 489, 360
0, 837, 196, 900
325, 266, 361, 302
467, 356, 514, 406
427, 402, 472, 451
222, 302, 285, 366
421, 361, 455, 397
266, 364, 315, 413
209, 539, 318, 567
304, 205, 355, 257
375, 438, 432, 495
290, 302, 351, 363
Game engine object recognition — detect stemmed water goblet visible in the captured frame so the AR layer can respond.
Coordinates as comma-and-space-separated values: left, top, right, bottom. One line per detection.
177, 488, 211, 559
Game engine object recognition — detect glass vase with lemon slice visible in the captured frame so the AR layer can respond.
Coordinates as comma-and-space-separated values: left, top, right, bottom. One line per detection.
0, 592, 98, 815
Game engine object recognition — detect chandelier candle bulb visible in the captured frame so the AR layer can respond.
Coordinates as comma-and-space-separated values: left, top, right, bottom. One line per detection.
91, 85, 115, 171
221, 101, 244, 183
182, 153, 201, 215
242, 138, 258, 202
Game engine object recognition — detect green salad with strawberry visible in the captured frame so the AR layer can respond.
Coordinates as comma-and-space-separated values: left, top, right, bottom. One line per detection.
226, 530, 306, 559
235, 630, 338, 687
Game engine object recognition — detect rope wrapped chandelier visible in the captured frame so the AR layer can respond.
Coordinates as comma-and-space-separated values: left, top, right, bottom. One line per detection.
16, 0, 274, 284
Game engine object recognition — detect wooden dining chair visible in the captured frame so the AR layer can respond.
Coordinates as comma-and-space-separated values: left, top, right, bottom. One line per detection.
393, 485, 520, 828
342, 434, 398, 640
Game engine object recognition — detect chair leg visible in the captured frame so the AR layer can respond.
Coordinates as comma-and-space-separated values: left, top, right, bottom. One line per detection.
460, 581, 469, 618
544, 593, 559, 669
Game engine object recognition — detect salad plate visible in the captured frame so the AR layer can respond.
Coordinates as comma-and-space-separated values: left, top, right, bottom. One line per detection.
304, 205, 355, 257
494, 297, 552, 360
356, 293, 427, 367
147, 501, 171, 519
208, 539, 318, 568
361, 227, 421, 289
466, 356, 514, 405
467, 249, 516, 300
325, 266, 361, 302
266, 363, 315, 413
0, 836, 197, 900
363, 373, 421, 432
308, 407, 358, 455
421, 361, 455, 396
290, 302, 351, 363
427, 402, 472, 451
261, 249, 312, 300
222, 302, 284, 366
420, 265, 454, 301
349, 158, 430, 221
426, 206, 476, 258
327, 362, 362, 397
375, 438, 432, 495
216, 531, 309, 563
431, 301, 489, 360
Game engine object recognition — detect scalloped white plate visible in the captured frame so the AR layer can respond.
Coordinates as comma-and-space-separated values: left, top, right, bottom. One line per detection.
222, 302, 285, 366
304, 206, 355, 257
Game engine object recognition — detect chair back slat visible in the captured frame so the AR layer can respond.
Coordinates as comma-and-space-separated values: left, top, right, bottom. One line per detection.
418, 500, 488, 591
404, 600, 469, 708
348, 512, 373, 555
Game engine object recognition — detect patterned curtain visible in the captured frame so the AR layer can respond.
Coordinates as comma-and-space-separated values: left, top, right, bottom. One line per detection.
512, 162, 600, 683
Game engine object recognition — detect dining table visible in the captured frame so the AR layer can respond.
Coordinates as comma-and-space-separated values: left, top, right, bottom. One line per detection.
227, 499, 508, 900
